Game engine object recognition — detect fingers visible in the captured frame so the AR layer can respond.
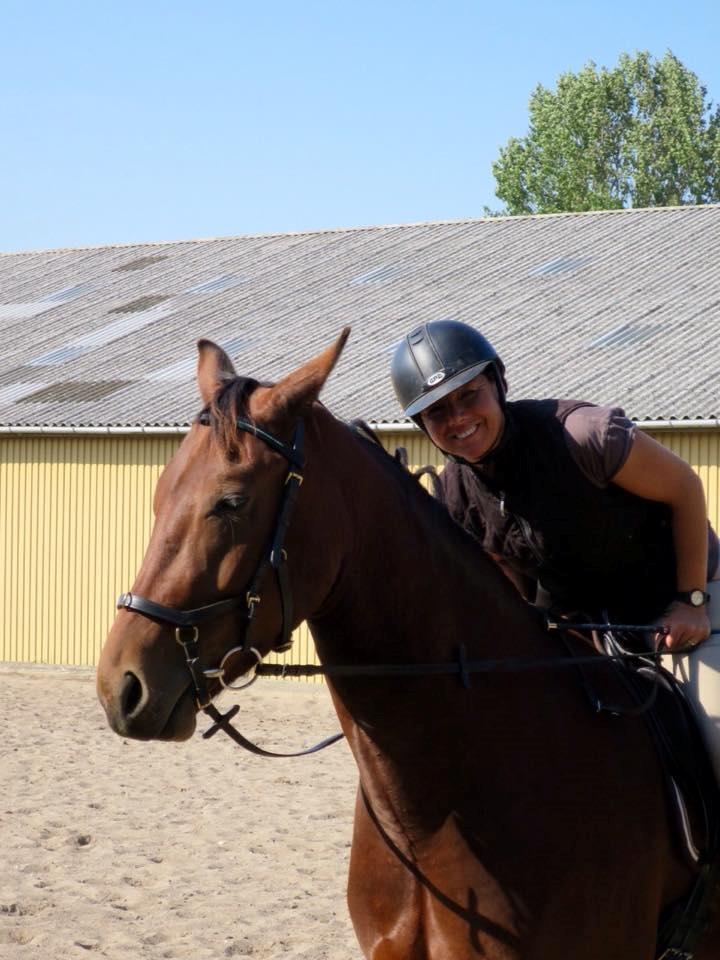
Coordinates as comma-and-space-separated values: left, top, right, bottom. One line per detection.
656, 603, 711, 652
661, 628, 708, 652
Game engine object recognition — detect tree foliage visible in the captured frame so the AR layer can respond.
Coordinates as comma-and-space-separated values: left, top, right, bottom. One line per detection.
492, 51, 720, 214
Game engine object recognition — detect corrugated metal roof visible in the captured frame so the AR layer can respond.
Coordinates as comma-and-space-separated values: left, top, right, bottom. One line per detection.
1, 205, 719, 428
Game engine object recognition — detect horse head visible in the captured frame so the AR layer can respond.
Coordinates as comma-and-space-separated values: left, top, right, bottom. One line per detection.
97, 329, 350, 741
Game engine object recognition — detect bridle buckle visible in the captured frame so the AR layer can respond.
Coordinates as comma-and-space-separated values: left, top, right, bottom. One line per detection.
246, 592, 261, 618
175, 625, 200, 648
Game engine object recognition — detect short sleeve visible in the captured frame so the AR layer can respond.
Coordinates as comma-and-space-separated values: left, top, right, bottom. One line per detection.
562, 405, 636, 488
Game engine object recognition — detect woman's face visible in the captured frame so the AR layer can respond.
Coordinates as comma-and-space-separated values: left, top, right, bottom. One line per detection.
421, 373, 504, 462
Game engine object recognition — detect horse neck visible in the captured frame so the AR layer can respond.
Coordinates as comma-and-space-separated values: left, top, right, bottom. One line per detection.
299, 415, 596, 835
300, 412, 547, 666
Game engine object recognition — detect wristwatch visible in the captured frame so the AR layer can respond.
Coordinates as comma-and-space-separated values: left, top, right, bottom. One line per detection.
675, 589, 711, 607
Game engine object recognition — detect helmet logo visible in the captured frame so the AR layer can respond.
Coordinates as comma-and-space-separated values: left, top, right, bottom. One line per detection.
426, 371, 446, 387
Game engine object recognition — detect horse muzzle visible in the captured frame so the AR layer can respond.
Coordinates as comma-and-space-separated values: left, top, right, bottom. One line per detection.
96, 614, 199, 742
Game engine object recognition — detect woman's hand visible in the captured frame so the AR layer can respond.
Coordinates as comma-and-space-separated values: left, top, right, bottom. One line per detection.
655, 600, 711, 651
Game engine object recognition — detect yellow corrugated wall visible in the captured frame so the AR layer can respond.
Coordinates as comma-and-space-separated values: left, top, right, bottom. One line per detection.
0, 428, 718, 668
0, 435, 181, 666
652, 431, 720, 536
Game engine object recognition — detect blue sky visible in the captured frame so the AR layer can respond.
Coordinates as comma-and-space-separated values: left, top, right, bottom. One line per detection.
2, 0, 719, 252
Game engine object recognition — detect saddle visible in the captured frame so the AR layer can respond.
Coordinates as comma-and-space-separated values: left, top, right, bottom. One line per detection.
597, 631, 720, 959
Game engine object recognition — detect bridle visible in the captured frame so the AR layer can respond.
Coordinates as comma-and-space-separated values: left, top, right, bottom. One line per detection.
116, 409, 343, 757
117, 411, 310, 731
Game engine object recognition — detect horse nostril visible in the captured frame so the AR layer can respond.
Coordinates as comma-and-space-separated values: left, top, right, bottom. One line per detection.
120, 672, 144, 718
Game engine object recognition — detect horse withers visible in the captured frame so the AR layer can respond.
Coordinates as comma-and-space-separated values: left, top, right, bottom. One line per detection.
97, 331, 719, 959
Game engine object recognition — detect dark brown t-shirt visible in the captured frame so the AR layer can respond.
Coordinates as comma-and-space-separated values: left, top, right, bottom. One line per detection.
562, 404, 635, 486
561, 404, 718, 577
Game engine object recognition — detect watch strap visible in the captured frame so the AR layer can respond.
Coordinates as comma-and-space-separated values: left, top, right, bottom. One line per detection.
675, 589, 711, 607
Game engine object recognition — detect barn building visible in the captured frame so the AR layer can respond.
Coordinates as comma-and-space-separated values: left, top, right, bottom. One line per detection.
1, 204, 719, 667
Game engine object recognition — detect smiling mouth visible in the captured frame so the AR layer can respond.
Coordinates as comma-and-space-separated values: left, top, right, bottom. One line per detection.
454, 425, 478, 440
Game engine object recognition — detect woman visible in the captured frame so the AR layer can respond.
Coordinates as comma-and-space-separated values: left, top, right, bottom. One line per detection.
390, 319, 719, 652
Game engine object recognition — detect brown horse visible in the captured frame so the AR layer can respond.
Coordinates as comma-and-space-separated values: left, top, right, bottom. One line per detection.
97, 332, 719, 959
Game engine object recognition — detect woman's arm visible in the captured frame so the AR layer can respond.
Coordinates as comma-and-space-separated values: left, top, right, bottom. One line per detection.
611, 430, 710, 651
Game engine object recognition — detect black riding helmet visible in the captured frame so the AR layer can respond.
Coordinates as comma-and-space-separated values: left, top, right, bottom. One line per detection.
390, 320, 507, 422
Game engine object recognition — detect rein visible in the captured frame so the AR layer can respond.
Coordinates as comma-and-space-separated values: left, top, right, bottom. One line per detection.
247, 642, 669, 680
117, 411, 716, 759
200, 629, 720, 756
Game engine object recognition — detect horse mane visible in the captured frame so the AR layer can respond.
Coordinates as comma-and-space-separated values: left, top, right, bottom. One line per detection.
198, 376, 262, 461
344, 414, 490, 562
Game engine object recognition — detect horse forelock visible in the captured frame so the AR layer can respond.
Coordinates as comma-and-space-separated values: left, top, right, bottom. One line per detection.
199, 375, 261, 460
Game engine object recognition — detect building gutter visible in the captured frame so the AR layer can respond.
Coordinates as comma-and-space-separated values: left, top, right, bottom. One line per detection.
0, 419, 718, 437
0, 425, 188, 435
371, 420, 720, 432
627, 420, 720, 431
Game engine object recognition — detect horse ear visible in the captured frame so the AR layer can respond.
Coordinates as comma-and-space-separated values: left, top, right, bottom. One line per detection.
262, 327, 350, 427
197, 340, 237, 406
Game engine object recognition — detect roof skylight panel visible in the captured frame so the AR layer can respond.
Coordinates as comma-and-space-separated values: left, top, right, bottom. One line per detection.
27, 302, 174, 366
0, 302, 59, 320
75, 303, 173, 348
187, 275, 246, 294
529, 256, 593, 277
146, 357, 196, 382
29, 345, 89, 366
0, 382, 52, 404
350, 264, 409, 285
589, 324, 662, 348
147, 335, 254, 382
222, 336, 252, 355
42, 285, 94, 303
0, 285, 93, 322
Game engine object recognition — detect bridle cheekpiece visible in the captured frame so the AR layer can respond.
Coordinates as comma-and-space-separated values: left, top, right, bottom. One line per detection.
117, 413, 306, 711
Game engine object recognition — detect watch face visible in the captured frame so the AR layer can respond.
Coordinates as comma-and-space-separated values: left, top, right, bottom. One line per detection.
690, 589, 706, 606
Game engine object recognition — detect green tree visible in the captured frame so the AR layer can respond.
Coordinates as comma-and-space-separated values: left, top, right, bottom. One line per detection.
492, 51, 720, 214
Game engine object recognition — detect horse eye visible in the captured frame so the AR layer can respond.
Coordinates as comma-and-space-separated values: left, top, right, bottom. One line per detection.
213, 494, 248, 514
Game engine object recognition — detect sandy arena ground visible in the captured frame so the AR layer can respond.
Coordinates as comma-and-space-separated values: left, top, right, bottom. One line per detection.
0, 666, 360, 959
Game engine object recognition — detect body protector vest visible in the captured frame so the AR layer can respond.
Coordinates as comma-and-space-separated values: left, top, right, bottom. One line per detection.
440, 399, 676, 623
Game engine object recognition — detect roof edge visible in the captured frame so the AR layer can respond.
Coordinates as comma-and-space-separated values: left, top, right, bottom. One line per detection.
0, 426, 189, 436
371, 419, 720, 432
2, 418, 719, 437
3, 203, 720, 257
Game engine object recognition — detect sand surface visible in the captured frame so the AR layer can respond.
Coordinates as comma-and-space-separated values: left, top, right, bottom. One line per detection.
1, 667, 360, 959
